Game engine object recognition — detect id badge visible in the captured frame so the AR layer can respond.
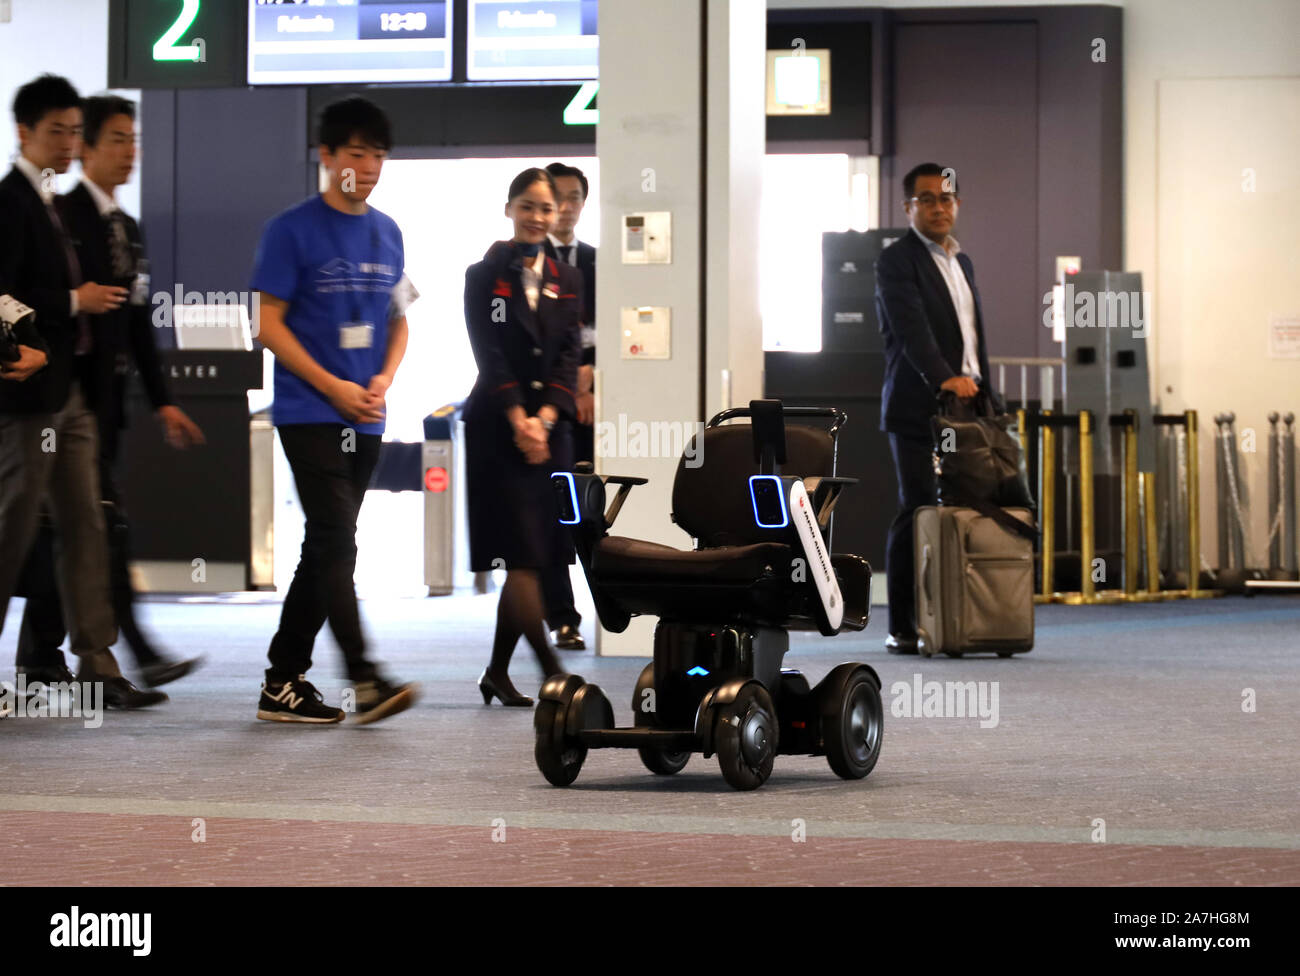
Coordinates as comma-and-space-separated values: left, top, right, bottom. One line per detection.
339, 321, 374, 350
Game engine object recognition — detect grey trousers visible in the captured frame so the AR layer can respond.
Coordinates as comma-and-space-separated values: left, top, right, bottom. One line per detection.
0, 382, 120, 676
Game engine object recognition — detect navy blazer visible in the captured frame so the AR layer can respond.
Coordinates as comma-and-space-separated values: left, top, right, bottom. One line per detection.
544, 237, 595, 367
0, 166, 76, 414
462, 241, 581, 426
57, 182, 172, 434
874, 229, 997, 438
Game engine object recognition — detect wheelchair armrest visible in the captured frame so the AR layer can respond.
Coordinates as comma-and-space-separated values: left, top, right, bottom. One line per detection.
804, 476, 858, 529
601, 475, 648, 527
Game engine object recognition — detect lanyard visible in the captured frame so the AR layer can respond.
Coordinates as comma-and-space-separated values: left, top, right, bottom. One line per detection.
322, 203, 383, 323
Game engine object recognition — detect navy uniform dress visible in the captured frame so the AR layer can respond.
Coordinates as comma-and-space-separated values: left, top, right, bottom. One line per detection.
463, 241, 581, 571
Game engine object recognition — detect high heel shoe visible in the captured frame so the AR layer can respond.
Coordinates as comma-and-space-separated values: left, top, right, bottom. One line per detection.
478, 669, 534, 707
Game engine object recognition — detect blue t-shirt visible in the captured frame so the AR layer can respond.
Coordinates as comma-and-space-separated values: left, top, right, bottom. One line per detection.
250, 195, 404, 434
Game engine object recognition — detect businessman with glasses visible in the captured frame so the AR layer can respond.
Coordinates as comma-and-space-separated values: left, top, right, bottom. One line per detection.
874, 162, 1002, 655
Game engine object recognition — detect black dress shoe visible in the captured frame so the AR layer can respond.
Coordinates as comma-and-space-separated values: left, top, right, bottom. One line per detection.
553, 625, 586, 651
98, 676, 169, 710
140, 655, 203, 689
885, 633, 920, 655
478, 669, 533, 707
17, 664, 76, 693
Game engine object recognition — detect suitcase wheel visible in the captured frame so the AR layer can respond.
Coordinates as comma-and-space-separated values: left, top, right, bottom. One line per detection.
915, 627, 935, 658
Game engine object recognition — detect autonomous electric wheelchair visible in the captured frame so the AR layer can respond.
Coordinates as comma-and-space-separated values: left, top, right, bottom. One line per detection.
539, 400, 883, 791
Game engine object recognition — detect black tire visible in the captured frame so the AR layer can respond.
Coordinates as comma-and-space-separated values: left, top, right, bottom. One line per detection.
534, 700, 587, 787
632, 665, 690, 775
996, 650, 1016, 658
944, 650, 964, 658
825, 669, 883, 780
714, 684, 777, 791
638, 746, 690, 775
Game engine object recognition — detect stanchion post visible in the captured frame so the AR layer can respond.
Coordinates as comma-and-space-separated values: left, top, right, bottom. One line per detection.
1080, 410, 1096, 602
1041, 410, 1055, 598
1142, 471, 1160, 593
1186, 410, 1201, 596
1124, 410, 1139, 595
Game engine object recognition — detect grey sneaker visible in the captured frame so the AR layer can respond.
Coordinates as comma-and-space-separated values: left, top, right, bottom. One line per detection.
350, 678, 417, 725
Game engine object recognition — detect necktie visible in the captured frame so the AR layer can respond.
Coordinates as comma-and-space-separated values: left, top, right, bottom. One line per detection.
108, 210, 134, 279
558, 245, 573, 264
44, 201, 93, 355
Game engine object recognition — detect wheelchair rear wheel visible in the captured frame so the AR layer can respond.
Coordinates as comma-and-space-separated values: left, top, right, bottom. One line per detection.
715, 684, 777, 791
823, 667, 883, 780
632, 666, 691, 775
638, 746, 690, 775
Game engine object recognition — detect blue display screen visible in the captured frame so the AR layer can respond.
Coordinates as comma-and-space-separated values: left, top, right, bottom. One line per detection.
467, 0, 598, 80
248, 0, 453, 84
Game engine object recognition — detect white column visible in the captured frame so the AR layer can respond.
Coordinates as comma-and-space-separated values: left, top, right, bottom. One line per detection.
595, 0, 766, 657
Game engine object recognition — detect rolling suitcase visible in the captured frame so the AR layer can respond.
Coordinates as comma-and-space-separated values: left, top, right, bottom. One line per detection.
914, 506, 1035, 657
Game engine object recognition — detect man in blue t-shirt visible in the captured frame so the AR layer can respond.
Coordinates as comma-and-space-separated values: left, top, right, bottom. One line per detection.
249, 96, 418, 725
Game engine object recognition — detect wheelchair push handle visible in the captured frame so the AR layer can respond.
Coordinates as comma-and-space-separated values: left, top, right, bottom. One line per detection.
706, 404, 847, 438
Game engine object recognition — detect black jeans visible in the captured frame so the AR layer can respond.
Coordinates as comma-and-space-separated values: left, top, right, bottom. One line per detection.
268, 424, 380, 683
885, 432, 937, 637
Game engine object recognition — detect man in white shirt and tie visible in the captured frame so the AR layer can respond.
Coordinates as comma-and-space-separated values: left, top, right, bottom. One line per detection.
542, 161, 596, 651
0, 74, 163, 709
874, 162, 1003, 655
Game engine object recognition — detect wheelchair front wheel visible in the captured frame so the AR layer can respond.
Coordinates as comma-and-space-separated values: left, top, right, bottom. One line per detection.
534, 699, 587, 787
715, 684, 776, 791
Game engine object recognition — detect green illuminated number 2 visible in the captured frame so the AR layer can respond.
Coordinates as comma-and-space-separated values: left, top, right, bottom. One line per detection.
153, 0, 201, 62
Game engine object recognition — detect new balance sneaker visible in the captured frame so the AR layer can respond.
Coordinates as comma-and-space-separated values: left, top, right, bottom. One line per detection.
257, 675, 345, 723
349, 677, 417, 725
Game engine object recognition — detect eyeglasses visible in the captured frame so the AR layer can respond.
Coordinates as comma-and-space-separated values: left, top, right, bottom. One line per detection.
907, 193, 958, 210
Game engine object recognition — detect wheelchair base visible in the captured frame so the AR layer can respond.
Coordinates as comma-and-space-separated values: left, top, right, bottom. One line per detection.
534, 622, 885, 791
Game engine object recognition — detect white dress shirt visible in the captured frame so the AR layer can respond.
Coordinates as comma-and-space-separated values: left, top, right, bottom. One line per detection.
547, 233, 580, 265
912, 226, 981, 380
521, 249, 545, 312
82, 176, 119, 217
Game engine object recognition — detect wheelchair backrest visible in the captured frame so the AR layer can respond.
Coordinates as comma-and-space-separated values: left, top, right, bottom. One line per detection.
671, 423, 835, 548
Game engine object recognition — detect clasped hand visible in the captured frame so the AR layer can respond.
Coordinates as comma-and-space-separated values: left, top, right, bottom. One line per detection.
513, 415, 550, 464
328, 375, 388, 425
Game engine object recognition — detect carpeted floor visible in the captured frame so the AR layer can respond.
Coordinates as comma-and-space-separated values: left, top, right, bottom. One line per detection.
1, 590, 1297, 886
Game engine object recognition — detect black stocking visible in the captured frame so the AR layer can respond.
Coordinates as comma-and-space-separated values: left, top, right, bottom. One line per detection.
488, 569, 562, 689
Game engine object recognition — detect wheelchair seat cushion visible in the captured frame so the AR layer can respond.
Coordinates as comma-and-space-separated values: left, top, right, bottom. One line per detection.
592, 536, 793, 583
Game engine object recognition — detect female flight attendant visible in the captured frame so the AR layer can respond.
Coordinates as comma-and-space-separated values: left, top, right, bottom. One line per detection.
463, 168, 582, 706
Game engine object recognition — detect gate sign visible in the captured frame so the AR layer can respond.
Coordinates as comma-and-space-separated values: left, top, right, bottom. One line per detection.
425, 466, 449, 493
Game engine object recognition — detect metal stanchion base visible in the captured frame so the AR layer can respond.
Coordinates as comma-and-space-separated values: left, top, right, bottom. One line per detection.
1091, 590, 1166, 604
1244, 578, 1300, 591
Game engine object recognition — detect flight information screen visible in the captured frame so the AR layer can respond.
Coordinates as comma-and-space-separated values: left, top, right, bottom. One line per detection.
247, 0, 453, 84
466, 0, 598, 81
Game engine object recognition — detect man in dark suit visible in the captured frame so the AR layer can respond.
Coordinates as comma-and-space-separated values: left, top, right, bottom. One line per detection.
541, 161, 595, 651
15, 95, 205, 691
0, 75, 161, 708
875, 162, 1001, 654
